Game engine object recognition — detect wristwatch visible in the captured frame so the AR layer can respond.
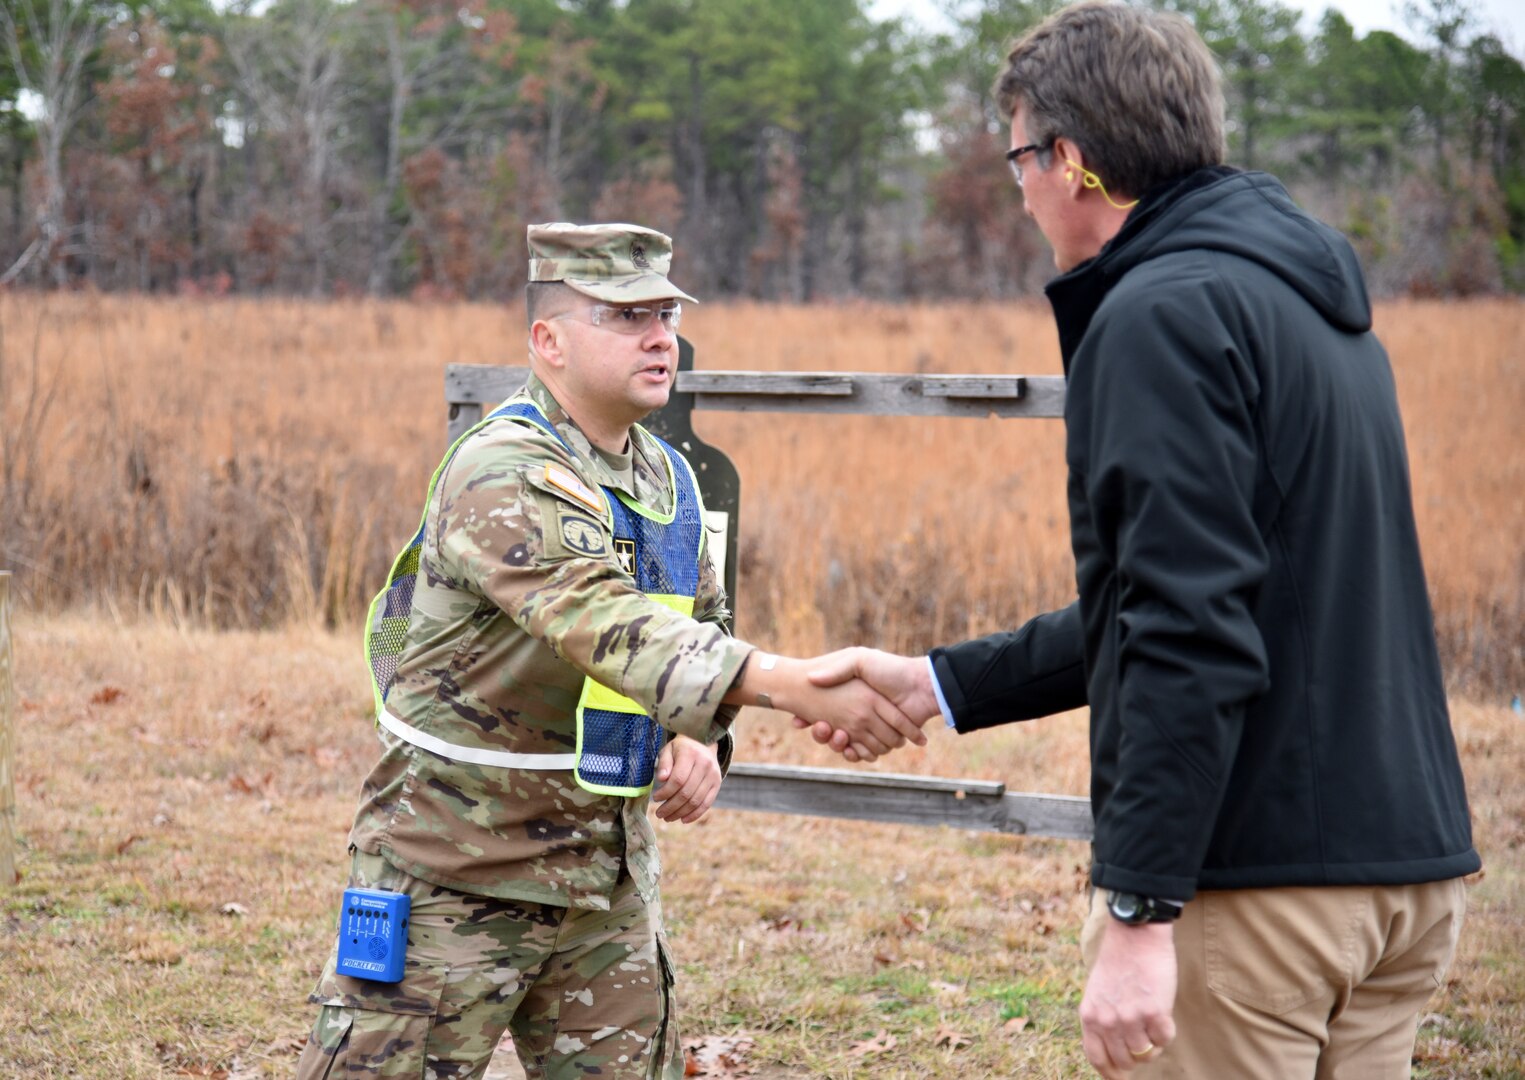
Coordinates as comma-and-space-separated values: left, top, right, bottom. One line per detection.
1105, 891, 1185, 925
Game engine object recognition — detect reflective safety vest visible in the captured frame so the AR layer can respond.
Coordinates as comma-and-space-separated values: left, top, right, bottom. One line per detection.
363, 399, 705, 798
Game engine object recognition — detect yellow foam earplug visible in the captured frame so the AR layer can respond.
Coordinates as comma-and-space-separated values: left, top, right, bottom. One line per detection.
1063, 160, 1138, 210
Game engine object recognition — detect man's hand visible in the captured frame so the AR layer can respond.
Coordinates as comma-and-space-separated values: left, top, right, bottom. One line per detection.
1078, 919, 1177, 1077
780, 660, 927, 762
796, 647, 941, 762
724, 652, 926, 762
651, 735, 722, 823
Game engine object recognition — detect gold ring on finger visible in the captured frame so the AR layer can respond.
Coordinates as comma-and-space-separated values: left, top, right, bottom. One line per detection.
1129, 1044, 1156, 1058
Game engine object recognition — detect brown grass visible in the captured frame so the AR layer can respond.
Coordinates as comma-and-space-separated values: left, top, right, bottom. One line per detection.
0, 294, 1522, 1075
0, 293, 1519, 690
1, 616, 1521, 1078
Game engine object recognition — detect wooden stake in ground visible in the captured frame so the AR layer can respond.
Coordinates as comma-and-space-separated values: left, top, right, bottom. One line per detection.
0, 571, 15, 887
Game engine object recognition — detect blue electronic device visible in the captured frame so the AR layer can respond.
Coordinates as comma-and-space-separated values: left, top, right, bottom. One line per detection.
335, 887, 411, 983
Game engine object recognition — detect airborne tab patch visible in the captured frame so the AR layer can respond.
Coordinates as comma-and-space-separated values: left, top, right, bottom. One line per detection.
544, 463, 604, 514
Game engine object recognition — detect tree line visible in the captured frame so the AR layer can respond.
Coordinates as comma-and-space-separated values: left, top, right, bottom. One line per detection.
1, 0, 1521, 300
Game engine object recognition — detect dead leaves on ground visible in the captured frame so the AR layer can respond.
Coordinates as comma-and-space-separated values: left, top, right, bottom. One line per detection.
228, 772, 275, 796
155, 1041, 227, 1078
123, 937, 185, 966
762, 915, 806, 935
933, 1024, 975, 1050
682, 1011, 1018, 1073
847, 1030, 898, 1057
894, 907, 931, 937
262, 1034, 308, 1057
683, 1033, 756, 1076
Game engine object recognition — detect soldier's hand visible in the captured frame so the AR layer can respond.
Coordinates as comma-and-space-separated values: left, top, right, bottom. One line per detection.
652, 735, 722, 824
784, 667, 926, 762
725, 651, 925, 762
794, 647, 940, 763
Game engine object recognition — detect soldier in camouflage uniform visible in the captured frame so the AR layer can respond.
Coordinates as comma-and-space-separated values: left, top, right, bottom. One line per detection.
297, 223, 925, 1080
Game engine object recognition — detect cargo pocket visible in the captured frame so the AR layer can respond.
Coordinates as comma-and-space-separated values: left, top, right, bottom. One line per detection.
296, 1002, 436, 1080
301, 949, 447, 1078
300, 852, 449, 1077
652, 926, 683, 1080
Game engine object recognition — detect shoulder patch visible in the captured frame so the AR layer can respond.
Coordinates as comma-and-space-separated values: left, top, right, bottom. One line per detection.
544, 462, 605, 515
557, 510, 608, 558
613, 537, 637, 575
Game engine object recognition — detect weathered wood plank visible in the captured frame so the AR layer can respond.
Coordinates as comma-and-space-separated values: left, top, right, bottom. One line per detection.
919, 375, 1025, 399
447, 364, 526, 405
679, 372, 855, 396
727, 761, 1007, 796
446, 401, 486, 447
683, 373, 1064, 418
444, 366, 524, 444
716, 762, 1093, 841
445, 364, 1066, 421
999, 791, 1095, 842
0, 572, 16, 888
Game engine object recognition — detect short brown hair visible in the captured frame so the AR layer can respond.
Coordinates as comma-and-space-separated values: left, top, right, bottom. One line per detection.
526, 281, 581, 325
994, 1, 1225, 198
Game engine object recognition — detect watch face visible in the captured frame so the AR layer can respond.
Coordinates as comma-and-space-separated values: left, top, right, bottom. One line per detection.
1108, 892, 1144, 922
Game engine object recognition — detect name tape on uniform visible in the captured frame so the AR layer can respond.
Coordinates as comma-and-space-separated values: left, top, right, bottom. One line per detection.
544, 463, 604, 515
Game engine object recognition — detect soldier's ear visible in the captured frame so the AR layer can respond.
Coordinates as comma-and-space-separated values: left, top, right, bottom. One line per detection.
529, 318, 567, 368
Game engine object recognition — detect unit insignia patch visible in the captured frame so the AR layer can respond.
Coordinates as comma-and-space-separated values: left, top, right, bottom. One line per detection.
559, 513, 607, 557
613, 538, 637, 575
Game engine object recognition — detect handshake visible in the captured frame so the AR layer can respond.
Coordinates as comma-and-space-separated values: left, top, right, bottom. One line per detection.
742, 647, 942, 763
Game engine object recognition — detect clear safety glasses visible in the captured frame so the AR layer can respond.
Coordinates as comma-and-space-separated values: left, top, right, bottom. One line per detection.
551, 302, 682, 336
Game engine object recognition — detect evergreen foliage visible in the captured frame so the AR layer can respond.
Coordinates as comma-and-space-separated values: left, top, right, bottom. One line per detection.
0, 0, 1520, 296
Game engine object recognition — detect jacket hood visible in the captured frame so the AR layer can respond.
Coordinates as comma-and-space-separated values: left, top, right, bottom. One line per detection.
1047, 169, 1373, 364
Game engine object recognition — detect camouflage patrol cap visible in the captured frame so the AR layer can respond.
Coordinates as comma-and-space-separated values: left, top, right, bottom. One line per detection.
527, 222, 698, 304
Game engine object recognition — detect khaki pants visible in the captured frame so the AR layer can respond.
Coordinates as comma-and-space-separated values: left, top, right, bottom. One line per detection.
1081, 879, 1467, 1079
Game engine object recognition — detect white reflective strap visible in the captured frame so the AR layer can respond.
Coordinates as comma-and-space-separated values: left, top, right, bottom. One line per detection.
377, 708, 576, 771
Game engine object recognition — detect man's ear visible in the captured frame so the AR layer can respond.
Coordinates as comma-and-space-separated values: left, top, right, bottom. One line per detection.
529, 319, 566, 368
1053, 136, 1085, 194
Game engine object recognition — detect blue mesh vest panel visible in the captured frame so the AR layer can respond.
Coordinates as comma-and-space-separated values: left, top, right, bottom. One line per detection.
367, 401, 567, 706
366, 396, 703, 795
576, 449, 704, 794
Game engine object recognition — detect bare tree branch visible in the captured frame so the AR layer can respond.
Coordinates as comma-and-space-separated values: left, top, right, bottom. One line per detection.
0, 0, 106, 283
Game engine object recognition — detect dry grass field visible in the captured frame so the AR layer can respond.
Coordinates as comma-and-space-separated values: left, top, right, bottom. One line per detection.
1, 292, 1518, 686
1, 293, 1523, 1077
0, 620, 1520, 1078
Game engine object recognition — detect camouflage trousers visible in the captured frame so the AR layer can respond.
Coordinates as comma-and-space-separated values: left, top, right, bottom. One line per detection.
295, 849, 683, 1080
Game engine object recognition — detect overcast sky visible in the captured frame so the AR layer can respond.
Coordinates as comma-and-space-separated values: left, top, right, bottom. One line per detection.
870, 0, 1525, 53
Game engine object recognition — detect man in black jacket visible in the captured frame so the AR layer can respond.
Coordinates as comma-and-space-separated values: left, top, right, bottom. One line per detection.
805, 3, 1478, 1076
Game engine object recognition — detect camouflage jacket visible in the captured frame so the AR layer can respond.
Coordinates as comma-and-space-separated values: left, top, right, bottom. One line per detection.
349, 373, 751, 910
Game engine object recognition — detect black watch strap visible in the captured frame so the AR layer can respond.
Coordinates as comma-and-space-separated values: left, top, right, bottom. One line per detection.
1106, 891, 1185, 925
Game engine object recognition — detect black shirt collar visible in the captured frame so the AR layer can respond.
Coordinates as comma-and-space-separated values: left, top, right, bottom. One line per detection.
1044, 166, 1240, 370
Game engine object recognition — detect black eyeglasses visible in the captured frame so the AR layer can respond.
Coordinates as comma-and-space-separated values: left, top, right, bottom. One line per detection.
1005, 140, 1053, 188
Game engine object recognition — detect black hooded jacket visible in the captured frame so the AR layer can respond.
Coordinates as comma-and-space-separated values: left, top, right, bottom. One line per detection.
930, 169, 1479, 899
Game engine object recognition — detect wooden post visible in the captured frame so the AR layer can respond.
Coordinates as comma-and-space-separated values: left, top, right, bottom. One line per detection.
0, 571, 15, 887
